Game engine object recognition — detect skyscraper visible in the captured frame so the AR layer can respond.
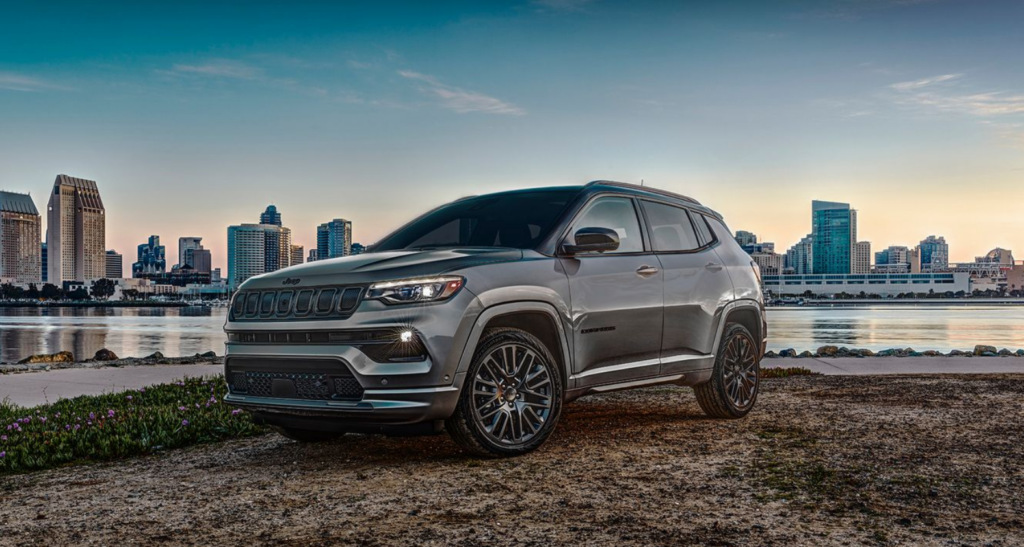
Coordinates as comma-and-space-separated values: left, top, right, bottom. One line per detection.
40, 242, 47, 283
226, 224, 293, 290
190, 249, 212, 274
734, 231, 757, 247
811, 200, 855, 275
852, 241, 871, 275
918, 235, 949, 271
316, 218, 353, 260
105, 250, 123, 278
351, 242, 365, 255
307, 248, 318, 263
259, 205, 282, 226
46, 175, 105, 282
0, 190, 42, 283
290, 244, 304, 266
785, 234, 814, 275
133, 235, 166, 276
178, 237, 203, 268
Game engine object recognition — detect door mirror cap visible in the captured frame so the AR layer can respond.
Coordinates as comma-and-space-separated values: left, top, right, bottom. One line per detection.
561, 227, 620, 255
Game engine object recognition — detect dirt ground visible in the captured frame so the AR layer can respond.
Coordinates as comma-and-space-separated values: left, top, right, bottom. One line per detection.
2, 375, 1022, 547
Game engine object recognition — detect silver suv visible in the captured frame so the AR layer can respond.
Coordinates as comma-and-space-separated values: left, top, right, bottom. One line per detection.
224, 181, 766, 457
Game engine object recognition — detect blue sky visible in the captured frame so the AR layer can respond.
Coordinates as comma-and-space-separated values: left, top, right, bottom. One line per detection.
2, 0, 1023, 272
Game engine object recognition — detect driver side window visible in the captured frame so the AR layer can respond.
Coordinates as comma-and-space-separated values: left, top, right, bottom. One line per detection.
571, 197, 644, 254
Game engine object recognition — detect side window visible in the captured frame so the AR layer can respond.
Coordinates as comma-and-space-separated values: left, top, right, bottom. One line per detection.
571, 197, 644, 254
693, 214, 716, 246
641, 201, 700, 252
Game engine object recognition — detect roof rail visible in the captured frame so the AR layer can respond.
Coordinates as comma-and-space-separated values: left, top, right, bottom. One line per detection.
585, 180, 700, 205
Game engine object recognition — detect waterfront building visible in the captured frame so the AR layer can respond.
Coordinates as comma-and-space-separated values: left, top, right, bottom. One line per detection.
211, 268, 222, 283
259, 205, 282, 226
852, 241, 871, 275
908, 247, 922, 273
1006, 265, 1024, 295
751, 251, 783, 276
178, 237, 203, 268
46, 175, 105, 282
811, 200, 855, 275
735, 231, 757, 247
0, 190, 42, 283
785, 234, 814, 275
135, 266, 211, 287
226, 223, 293, 290
307, 248, 318, 262
762, 272, 970, 298
290, 244, 304, 266
875, 245, 909, 269
918, 235, 949, 271
40, 242, 47, 283
316, 218, 353, 259
351, 242, 366, 255
951, 248, 1016, 290
105, 250, 123, 279
132, 235, 166, 276
190, 249, 212, 274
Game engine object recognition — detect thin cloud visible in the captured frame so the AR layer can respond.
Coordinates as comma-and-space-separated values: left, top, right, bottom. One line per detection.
890, 74, 1024, 117
398, 70, 525, 116
890, 73, 961, 91
169, 59, 263, 80
0, 72, 68, 92
532, 0, 597, 12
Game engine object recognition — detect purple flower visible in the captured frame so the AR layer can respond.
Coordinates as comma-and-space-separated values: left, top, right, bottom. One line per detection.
55, 412, 60, 418
231, 409, 242, 416
195, 403, 200, 409
1, 434, 7, 440
181, 420, 189, 427
65, 425, 71, 431
107, 410, 115, 418
178, 406, 186, 411
88, 412, 95, 421
74, 424, 80, 430
126, 396, 133, 401
0, 451, 5, 458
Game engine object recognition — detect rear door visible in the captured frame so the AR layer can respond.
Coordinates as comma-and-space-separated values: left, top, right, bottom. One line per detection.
639, 200, 734, 375
559, 196, 664, 387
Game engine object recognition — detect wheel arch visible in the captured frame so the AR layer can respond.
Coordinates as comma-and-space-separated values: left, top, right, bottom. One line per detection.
709, 299, 765, 359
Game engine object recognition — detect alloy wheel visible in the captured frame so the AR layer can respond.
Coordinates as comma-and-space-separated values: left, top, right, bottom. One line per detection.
471, 343, 554, 446
723, 332, 758, 410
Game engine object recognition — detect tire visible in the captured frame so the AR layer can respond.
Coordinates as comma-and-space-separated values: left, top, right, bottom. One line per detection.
446, 327, 564, 457
273, 426, 346, 443
694, 323, 760, 419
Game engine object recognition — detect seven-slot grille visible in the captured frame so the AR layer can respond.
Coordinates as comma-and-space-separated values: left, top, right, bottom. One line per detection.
231, 286, 363, 321
226, 358, 365, 401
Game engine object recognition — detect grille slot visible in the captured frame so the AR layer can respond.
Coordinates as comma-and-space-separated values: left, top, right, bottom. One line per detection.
231, 285, 364, 321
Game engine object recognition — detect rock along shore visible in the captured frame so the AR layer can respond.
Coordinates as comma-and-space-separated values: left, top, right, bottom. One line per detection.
766, 344, 1024, 359
0, 350, 222, 375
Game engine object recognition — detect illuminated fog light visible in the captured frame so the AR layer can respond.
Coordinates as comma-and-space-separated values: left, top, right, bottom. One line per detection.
400, 331, 413, 343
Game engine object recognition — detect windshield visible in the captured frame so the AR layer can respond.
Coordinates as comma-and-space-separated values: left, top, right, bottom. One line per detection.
371, 189, 581, 252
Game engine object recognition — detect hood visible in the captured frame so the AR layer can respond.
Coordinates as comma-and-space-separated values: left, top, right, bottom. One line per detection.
239, 247, 523, 290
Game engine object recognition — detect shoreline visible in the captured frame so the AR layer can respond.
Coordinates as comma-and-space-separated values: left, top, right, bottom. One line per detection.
0, 301, 220, 308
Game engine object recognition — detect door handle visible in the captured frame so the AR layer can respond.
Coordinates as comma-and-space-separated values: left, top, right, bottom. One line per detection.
705, 262, 724, 271
636, 265, 660, 277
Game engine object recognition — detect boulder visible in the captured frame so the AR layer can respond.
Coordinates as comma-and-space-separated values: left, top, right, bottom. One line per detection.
974, 345, 998, 356
798, 350, 814, 358
877, 350, 893, 357
17, 351, 74, 365
998, 348, 1013, 356
816, 345, 839, 357
859, 349, 875, 357
909, 351, 924, 357
201, 351, 217, 358
779, 348, 797, 358
982, 351, 998, 357
763, 350, 778, 359
145, 351, 165, 360
836, 347, 851, 357
949, 349, 968, 356
94, 348, 119, 361
922, 350, 942, 357
1016, 349, 1024, 357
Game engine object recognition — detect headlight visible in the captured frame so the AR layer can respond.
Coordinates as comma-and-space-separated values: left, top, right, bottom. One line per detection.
366, 276, 464, 305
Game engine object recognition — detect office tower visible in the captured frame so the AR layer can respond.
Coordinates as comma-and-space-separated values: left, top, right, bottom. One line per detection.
133, 235, 167, 276
41, 242, 47, 283
290, 244, 304, 266
307, 248, 318, 262
918, 235, 949, 271
811, 200, 855, 274
178, 237, 203, 267
785, 234, 814, 275
734, 231, 757, 247
105, 250, 123, 279
852, 241, 871, 275
46, 175, 105, 282
316, 218, 353, 259
0, 190, 42, 283
190, 249, 212, 274
259, 205, 282, 226
226, 224, 292, 289
351, 242, 365, 255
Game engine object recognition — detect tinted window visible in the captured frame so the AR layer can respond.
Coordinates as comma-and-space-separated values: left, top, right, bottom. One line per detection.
371, 189, 579, 251
694, 214, 716, 245
641, 201, 700, 251
572, 197, 644, 254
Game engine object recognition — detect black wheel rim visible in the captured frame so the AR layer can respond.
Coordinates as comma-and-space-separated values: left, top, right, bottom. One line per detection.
471, 343, 554, 446
723, 332, 758, 410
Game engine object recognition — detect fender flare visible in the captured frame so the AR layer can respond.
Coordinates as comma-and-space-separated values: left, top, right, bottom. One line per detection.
709, 299, 765, 356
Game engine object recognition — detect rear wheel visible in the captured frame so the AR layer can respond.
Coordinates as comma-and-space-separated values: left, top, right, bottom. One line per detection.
694, 323, 760, 419
446, 328, 563, 457
274, 426, 346, 443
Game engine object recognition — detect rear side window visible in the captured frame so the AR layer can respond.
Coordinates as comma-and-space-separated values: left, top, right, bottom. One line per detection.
641, 201, 700, 252
693, 214, 716, 246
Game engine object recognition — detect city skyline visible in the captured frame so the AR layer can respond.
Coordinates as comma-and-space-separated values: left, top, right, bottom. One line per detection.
2, 1, 1024, 271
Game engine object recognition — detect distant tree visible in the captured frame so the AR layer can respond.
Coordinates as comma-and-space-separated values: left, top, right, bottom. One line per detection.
66, 287, 91, 300
1, 283, 24, 299
40, 283, 63, 300
25, 283, 40, 299
91, 278, 116, 300
955, 290, 966, 298
858, 291, 867, 299
803, 290, 815, 298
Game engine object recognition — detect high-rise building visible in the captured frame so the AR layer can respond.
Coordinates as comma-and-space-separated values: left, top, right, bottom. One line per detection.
290, 244, 304, 266
105, 250, 123, 279
46, 175, 105, 282
41, 242, 47, 283
811, 200, 855, 274
785, 234, 814, 275
226, 224, 292, 290
874, 245, 912, 273
190, 248, 212, 274
0, 191, 42, 283
316, 218, 353, 260
351, 242, 366, 255
751, 252, 782, 276
259, 205, 282, 226
178, 237, 203, 268
307, 248, 318, 263
918, 235, 949, 271
852, 241, 871, 275
133, 235, 167, 276
735, 231, 757, 248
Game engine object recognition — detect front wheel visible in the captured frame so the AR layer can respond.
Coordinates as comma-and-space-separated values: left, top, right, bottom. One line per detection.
446, 328, 564, 457
694, 323, 760, 419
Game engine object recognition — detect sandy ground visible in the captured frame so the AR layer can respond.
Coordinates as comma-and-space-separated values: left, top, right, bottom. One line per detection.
1, 374, 1022, 546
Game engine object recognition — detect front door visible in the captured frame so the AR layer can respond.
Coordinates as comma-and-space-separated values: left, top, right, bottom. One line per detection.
560, 196, 664, 388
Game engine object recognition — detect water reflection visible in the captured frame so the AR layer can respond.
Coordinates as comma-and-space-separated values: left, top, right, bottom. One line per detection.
0, 307, 226, 363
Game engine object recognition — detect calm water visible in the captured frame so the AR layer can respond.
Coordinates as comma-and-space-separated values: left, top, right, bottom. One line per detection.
1, 306, 1023, 363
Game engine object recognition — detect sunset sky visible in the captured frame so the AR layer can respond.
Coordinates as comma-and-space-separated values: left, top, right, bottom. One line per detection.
2, 0, 1022, 273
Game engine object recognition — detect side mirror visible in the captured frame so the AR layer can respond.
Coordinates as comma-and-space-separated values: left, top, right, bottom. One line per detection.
561, 227, 620, 255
